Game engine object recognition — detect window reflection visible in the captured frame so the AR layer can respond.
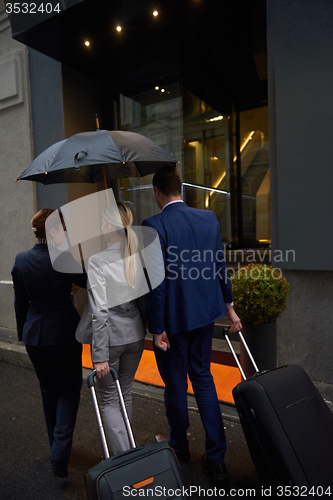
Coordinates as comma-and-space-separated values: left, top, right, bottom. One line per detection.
238, 106, 270, 244
118, 82, 183, 225
183, 89, 232, 243
117, 83, 270, 247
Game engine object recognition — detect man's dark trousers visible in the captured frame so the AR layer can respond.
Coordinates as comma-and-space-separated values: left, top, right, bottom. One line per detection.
26, 339, 82, 462
153, 323, 226, 463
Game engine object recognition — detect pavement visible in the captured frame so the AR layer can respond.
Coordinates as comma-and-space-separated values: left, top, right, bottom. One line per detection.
1, 327, 333, 500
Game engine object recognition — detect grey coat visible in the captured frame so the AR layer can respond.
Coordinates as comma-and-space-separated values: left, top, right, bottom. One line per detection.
76, 242, 147, 363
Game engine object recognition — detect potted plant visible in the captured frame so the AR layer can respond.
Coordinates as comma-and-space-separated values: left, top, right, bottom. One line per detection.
230, 263, 290, 377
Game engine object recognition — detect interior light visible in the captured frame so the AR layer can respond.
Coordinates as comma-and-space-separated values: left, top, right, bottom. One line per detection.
116, 26, 122, 32
241, 131, 255, 152
155, 86, 159, 90
84, 41, 90, 47
208, 172, 227, 201
161, 88, 165, 93
205, 115, 223, 123
153, 10, 159, 17
233, 131, 256, 162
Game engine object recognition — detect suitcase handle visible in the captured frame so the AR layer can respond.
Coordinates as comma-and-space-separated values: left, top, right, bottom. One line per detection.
87, 368, 136, 459
87, 366, 119, 388
223, 327, 259, 380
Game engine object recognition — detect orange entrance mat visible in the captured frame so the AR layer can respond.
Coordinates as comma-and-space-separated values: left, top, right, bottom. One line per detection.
82, 344, 240, 404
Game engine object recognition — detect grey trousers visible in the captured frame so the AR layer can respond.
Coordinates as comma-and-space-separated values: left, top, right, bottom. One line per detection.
96, 339, 145, 455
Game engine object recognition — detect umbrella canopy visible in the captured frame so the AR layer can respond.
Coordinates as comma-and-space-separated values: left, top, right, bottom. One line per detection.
16, 130, 176, 185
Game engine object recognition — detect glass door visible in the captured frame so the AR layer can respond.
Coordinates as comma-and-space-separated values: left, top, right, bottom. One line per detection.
183, 89, 232, 243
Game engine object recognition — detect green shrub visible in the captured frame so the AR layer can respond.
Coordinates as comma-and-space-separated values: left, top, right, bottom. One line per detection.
230, 263, 290, 325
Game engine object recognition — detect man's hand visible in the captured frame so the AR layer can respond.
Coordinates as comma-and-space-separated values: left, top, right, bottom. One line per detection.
154, 331, 170, 351
226, 306, 242, 334
94, 361, 110, 378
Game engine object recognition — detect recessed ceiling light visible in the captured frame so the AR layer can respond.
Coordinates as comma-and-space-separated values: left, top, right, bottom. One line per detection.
153, 10, 159, 17
116, 25, 122, 32
161, 88, 165, 93
155, 86, 160, 90
84, 41, 90, 47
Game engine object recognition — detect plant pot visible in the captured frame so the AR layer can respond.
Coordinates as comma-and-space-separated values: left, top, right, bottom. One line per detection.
240, 322, 277, 379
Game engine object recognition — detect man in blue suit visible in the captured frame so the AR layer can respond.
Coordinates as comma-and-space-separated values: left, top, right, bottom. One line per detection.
142, 165, 242, 482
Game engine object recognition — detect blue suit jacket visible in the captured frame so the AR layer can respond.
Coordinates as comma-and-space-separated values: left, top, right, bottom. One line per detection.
11, 243, 87, 346
142, 202, 233, 336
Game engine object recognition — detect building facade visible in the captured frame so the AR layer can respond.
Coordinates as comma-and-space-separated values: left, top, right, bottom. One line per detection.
0, 0, 332, 382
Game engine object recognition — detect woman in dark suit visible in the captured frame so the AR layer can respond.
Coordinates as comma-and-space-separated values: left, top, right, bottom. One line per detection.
11, 209, 87, 478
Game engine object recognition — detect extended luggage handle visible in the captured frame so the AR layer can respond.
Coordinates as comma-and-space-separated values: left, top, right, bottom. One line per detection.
223, 327, 259, 380
87, 368, 136, 460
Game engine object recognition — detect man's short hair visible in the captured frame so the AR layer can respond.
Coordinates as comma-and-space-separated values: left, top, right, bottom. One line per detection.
153, 164, 182, 196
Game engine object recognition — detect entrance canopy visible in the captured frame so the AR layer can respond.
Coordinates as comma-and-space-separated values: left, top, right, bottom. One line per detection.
6, 0, 267, 112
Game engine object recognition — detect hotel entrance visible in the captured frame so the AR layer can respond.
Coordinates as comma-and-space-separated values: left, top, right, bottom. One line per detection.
6, 0, 270, 402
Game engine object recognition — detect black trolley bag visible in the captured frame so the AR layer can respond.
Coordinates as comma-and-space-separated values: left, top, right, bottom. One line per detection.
223, 328, 333, 493
84, 368, 185, 500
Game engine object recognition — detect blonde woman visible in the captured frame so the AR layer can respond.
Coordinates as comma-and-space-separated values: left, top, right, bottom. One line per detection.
77, 202, 146, 455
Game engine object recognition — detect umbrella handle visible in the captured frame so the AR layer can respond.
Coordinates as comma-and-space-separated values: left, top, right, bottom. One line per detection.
102, 165, 110, 206
78, 243, 86, 273
95, 114, 100, 130
74, 151, 88, 169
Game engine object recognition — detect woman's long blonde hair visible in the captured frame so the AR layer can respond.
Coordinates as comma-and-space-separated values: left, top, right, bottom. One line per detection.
102, 202, 138, 288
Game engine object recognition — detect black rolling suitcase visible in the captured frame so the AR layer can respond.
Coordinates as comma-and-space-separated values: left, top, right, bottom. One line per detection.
224, 328, 333, 493
84, 368, 185, 500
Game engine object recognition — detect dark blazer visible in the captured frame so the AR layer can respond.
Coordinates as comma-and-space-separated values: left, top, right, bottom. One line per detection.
11, 242, 87, 345
142, 202, 233, 336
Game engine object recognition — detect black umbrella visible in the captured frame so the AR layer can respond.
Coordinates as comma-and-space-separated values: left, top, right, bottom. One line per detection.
16, 128, 176, 269
16, 129, 176, 186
